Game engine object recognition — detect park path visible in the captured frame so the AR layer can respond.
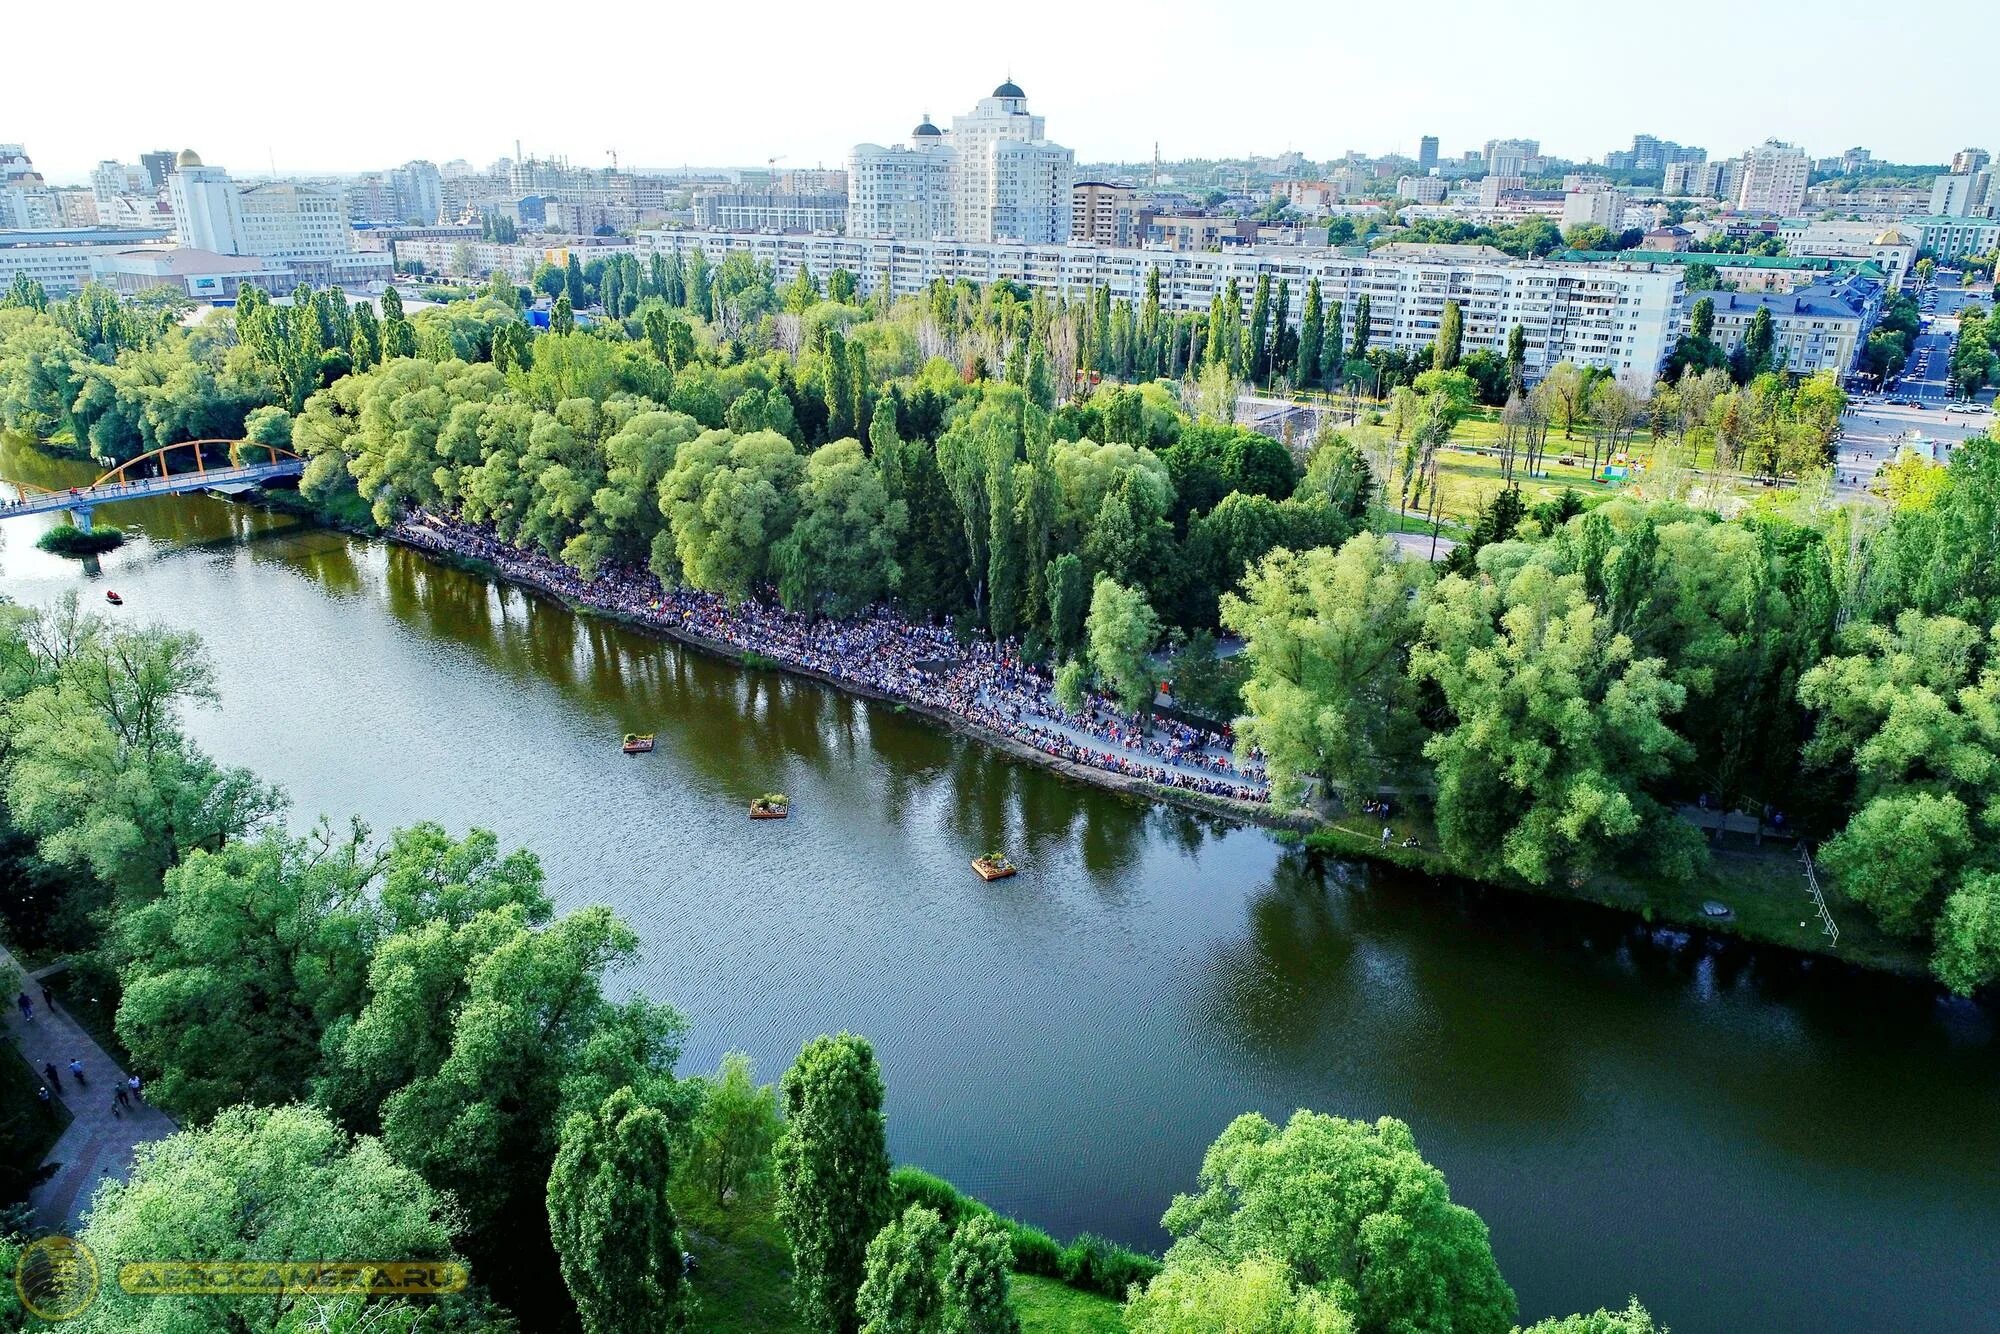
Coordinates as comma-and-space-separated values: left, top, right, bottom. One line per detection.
2, 941, 175, 1233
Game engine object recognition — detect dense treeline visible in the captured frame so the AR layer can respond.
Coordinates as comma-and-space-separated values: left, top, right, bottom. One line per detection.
1227, 430, 2000, 993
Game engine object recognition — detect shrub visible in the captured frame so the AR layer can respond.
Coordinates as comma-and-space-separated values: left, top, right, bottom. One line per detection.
36, 524, 125, 556
886, 1166, 1148, 1294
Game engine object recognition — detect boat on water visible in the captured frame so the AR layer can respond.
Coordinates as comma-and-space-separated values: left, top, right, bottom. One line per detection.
750, 793, 790, 820
972, 854, 1017, 881
104, 591, 123, 606
622, 733, 655, 754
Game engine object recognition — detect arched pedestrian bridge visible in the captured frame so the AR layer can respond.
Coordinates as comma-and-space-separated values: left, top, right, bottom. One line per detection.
0, 440, 305, 529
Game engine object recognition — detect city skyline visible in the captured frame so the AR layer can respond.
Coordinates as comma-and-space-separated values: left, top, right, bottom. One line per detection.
8, 0, 1988, 182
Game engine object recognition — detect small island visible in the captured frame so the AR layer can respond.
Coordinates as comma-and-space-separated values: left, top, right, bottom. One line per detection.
972, 853, 1017, 881
621, 732, 654, 754
750, 792, 790, 820
37, 523, 125, 556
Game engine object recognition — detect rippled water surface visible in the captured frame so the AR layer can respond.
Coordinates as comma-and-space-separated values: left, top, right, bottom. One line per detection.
4, 435, 1997, 1332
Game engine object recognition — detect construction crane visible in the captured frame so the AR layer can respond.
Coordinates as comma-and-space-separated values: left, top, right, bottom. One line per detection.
606, 149, 619, 171
767, 154, 786, 176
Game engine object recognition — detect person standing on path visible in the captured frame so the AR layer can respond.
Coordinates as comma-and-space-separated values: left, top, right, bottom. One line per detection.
42, 1062, 61, 1092
67, 1058, 84, 1085
16, 992, 32, 1021
127, 1075, 142, 1103
39, 984, 54, 1011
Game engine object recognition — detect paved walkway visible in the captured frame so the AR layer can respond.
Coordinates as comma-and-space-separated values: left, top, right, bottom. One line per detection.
2, 942, 175, 1233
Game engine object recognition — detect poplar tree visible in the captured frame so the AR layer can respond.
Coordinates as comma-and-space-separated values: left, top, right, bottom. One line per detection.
1349, 293, 1371, 360
1321, 299, 1345, 389
1247, 274, 1272, 386
1140, 266, 1162, 379
1506, 323, 1528, 392
565, 253, 587, 308
546, 1088, 691, 1334
775, 1034, 893, 1334
1437, 299, 1464, 371
1297, 279, 1324, 392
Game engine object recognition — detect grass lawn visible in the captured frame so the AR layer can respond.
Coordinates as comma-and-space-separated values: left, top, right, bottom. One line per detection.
680, 1187, 1130, 1332
1016, 1273, 1126, 1331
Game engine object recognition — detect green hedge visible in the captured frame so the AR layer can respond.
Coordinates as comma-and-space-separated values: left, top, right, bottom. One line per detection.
36, 524, 125, 556
888, 1166, 1159, 1300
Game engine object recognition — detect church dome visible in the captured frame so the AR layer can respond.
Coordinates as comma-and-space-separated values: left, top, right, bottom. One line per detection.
175, 148, 203, 169
992, 80, 1026, 99
1873, 226, 1907, 246
913, 118, 942, 138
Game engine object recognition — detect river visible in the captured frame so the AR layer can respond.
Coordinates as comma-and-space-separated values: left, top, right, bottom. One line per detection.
3, 435, 1997, 1333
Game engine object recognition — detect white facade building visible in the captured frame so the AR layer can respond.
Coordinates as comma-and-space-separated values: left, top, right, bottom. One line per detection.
0, 145, 58, 230
1735, 140, 1810, 215
1562, 186, 1624, 231
847, 118, 956, 240
1929, 172, 1992, 218
167, 150, 247, 253
1776, 220, 1918, 290
947, 81, 1073, 243
238, 182, 352, 258
637, 229, 1683, 388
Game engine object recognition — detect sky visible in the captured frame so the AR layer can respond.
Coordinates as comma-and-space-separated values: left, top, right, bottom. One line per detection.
5, 0, 1989, 182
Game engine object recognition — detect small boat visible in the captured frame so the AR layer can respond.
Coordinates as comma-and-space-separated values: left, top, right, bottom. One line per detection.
750, 793, 790, 820
104, 591, 123, 606
971, 854, 1017, 881
622, 733, 655, 754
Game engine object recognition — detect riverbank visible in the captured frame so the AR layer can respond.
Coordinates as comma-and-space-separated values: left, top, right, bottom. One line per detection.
380, 511, 1927, 981
388, 514, 1290, 830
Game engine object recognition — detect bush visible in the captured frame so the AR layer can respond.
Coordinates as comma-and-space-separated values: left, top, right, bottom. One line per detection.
886, 1166, 1156, 1298
1059, 1232, 1161, 1298
36, 524, 125, 556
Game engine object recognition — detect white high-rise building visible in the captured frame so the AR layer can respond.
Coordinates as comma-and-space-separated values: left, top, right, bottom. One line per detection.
168, 149, 248, 253
1735, 140, 1809, 215
0, 144, 59, 230
1929, 171, 1992, 218
948, 80, 1073, 243
847, 117, 956, 240
1951, 148, 1990, 176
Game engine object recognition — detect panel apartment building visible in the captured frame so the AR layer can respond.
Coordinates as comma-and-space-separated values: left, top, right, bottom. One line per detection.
635, 231, 1683, 388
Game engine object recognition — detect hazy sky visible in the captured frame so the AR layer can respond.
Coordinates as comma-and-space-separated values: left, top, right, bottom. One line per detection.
8, 0, 1988, 182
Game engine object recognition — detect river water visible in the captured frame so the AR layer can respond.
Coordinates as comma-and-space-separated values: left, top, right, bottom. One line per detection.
3, 435, 1997, 1332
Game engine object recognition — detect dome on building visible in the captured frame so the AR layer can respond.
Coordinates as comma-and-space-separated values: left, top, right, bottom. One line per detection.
1873, 226, 1907, 246
992, 80, 1026, 99
913, 117, 942, 138
175, 148, 203, 169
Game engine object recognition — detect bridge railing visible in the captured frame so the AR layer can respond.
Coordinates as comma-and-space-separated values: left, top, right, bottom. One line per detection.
0, 461, 304, 514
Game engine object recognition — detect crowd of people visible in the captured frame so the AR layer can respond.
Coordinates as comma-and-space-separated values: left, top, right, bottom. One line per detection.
397, 515, 1270, 806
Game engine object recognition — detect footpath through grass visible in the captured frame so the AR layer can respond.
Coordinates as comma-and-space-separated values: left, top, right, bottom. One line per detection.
678, 1184, 1125, 1332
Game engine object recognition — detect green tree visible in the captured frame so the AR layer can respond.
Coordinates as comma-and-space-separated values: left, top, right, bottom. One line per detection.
1296, 280, 1325, 392
552, 293, 575, 335
1517, 1299, 1665, 1334
1436, 300, 1463, 371
855, 1205, 947, 1334
1086, 575, 1161, 713
683, 1051, 783, 1209
1045, 552, 1089, 662
775, 1033, 894, 1334
658, 428, 804, 601
941, 1213, 1019, 1334
776, 439, 906, 616
1126, 1256, 1355, 1333
1348, 294, 1371, 361
1158, 1111, 1515, 1334
547, 1087, 692, 1334
70, 1104, 478, 1334
1222, 535, 1431, 805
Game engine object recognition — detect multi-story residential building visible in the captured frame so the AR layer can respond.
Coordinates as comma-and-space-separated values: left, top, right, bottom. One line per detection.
391, 161, 444, 224
90, 161, 151, 214
238, 182, 353, 258
1071, 181, 1139, 247
635, 228, 1684, 388
1483, 138, 1540, 178
847, 119, 955, 240
948, 81, 1073, 243
693, 192, 847, 233
1665, 157, 1742, 201
1909, 215, 2000, 262
1951, 148, 1990, 176
1841, 147, 1872, 172
1562, 185, 1624, 231
1137, 213, 1258, 251
0, 145, 58, 229
51, 191, 96, 227
1735, 140, 1810, 215
1695, 276, 1878, 376
1398, 175, 1447, 204
390, 235, 638, 282
139, 150, 176, 190
1418, 136, 1439, 175
1929, 171, 1992, 218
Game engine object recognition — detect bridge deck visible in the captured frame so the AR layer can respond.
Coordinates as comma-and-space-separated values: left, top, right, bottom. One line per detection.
0, 461, 305, 521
